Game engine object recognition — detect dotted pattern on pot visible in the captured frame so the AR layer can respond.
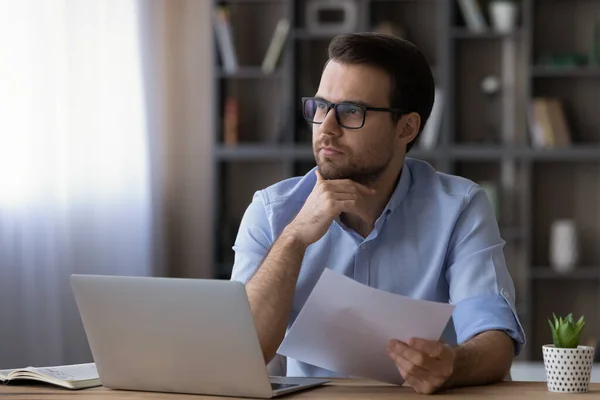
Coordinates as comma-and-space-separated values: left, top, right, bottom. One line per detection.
543, 346, 595, 393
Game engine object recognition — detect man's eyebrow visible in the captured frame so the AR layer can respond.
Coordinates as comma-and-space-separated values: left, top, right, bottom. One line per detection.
313, 95, 371, 107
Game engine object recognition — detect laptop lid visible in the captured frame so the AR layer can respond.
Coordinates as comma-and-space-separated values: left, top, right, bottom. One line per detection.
70, 274, 276, 398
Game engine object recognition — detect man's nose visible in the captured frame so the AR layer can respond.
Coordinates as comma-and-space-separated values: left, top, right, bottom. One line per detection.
319, 106, 342, 137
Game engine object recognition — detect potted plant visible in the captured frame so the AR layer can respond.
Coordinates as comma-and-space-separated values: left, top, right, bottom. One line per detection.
543, 313, 595, 393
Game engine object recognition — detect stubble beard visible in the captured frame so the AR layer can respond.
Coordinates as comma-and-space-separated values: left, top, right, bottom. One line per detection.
314, 146, 393, 186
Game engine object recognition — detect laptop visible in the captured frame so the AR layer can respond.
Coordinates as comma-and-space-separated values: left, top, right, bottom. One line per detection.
70, 274, 329, 398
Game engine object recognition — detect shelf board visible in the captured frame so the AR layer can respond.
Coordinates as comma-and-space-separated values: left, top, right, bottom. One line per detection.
531, 66, 600, 78
527, 146, 600, 161
452, 28, 522, 40
293, 30, 338, 41
217, 144, 441, 162
448, 145, 514, 160
218, 67, 282, 79
216, 0, 285, 4
531, 267, 600, 280
216, 145, 600, 162
216, 144, 313, 161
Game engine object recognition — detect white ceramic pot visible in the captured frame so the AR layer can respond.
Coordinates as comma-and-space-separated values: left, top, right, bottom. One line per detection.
543, 345, 595, 393
489, 1, 519, 33
550, 219, 579, 274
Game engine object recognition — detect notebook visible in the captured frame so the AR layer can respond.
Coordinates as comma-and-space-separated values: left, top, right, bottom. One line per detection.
0, 362, 101, 390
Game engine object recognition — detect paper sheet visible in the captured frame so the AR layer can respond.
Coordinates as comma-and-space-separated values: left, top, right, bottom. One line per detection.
277, 268, 455, 385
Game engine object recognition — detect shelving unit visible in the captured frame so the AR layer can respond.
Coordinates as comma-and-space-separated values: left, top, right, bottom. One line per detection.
212, 0, 600, 361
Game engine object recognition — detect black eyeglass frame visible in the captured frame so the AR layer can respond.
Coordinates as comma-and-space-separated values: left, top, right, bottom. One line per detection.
301, 96, 408, 129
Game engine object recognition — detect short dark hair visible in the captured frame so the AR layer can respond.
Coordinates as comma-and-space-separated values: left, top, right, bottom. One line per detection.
327, 32, 435, 152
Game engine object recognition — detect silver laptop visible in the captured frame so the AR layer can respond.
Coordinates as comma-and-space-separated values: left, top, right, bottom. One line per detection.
70, 274, 328, 398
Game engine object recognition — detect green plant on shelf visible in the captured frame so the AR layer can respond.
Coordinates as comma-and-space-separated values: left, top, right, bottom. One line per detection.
548, 313, 586, 349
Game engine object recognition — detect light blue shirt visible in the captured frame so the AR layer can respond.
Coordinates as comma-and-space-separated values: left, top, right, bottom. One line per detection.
231, 157, 526, 378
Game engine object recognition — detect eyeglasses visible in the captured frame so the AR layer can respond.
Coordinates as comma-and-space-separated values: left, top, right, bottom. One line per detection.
301, 97, 407, 129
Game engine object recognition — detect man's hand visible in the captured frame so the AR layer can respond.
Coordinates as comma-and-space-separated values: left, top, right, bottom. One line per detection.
387, 338, 456, 395
285, 170, 376, 247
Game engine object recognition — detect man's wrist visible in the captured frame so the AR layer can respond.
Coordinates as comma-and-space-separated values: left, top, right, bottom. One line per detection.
280, 226, 310, 251
441, 345, 462, 390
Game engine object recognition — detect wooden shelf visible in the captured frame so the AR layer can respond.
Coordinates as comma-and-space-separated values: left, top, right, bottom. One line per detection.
531, 66, 600, 78
216, 144, 312, 160
531, 267, 600, 280
293, 30, 338, 41
216, 0, 285, 4
216, 145, 600, 162
452, 28, 522, 40
527, 146, 600, 162
218, 67, 283, 79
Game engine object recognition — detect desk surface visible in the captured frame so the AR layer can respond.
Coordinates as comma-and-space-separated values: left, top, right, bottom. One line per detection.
1, 379, 600, 399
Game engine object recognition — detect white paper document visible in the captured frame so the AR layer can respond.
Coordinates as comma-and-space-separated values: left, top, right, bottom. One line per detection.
277, 268, 455, 385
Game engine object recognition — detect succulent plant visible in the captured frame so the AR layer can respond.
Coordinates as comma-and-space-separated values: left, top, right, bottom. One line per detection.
548, 313, 586, 349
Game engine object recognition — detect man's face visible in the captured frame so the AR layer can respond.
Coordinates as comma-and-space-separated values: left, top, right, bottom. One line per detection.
312, 60, 399, 185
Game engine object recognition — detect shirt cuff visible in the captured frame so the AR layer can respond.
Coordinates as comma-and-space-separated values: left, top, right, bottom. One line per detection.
452, 293, 526, 356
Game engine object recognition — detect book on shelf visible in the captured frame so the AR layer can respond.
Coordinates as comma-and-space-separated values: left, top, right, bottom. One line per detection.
223, 96, 239, 146
457, 0, 487, 33
528, 97, 571, 149
262, 18, 290, 74
0, 362, 101, 390
213, 6, 238, 73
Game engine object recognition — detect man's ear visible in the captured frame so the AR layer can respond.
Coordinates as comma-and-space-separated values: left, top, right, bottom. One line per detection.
396, 112, 421, 145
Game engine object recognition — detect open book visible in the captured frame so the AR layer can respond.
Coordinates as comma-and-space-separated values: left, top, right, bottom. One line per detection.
0, 362, 101, 389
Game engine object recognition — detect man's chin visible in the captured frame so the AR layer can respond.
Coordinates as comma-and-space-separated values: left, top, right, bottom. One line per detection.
316, 163, 352, 181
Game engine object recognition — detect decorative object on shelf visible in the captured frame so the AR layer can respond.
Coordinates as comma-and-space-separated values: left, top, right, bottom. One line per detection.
549, 219, 579, 275
305, 0, 358, 35
457, 0, 487, 33
488, 0, 520, 33
479, 181, 499, 220
480, 75, 501, 143
543, 313, 594, 393
213, 6, 238, 73
536, 53, 588, 69
262, 18, 291, 74
223, 97, 239, 146
528, 97, 571, 149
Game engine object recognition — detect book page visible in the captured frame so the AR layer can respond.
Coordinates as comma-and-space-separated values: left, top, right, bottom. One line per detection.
27, 363, 99, 382
0, 367, 24, 380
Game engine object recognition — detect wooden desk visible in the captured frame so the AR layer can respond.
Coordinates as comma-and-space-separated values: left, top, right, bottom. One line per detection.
1, 379, 600, 399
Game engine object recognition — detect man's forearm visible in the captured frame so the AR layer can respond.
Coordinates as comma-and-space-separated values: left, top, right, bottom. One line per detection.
245, 229, 307, 363
445, 330, 515, 389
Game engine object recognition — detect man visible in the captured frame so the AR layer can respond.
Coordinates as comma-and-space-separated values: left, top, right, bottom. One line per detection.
230, 32, 525, 394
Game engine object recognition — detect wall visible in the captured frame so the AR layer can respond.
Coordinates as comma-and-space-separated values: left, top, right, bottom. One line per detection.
142, 0, 214, 279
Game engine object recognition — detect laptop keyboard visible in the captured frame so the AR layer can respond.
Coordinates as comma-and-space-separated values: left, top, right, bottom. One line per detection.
271, 383, 300, 391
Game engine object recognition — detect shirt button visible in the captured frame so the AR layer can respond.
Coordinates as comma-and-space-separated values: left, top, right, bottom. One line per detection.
360, 244, 367, 250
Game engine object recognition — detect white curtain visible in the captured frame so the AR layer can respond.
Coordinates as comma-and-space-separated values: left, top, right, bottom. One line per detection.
0, 0, 154, 368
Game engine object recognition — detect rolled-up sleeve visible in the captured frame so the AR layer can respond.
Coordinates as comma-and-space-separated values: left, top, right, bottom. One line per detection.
445, 184, 526, 355
230, 191, 273, 284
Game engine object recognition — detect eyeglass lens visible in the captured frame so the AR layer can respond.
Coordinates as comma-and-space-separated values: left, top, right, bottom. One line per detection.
303, 98, 365, 128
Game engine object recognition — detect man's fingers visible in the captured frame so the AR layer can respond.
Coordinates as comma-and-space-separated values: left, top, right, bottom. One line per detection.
388, 349, 429, 382
388, 351, 439, 395
389, 340, 441, 374
408, 337, 445, 359
321, 180, 376, 197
